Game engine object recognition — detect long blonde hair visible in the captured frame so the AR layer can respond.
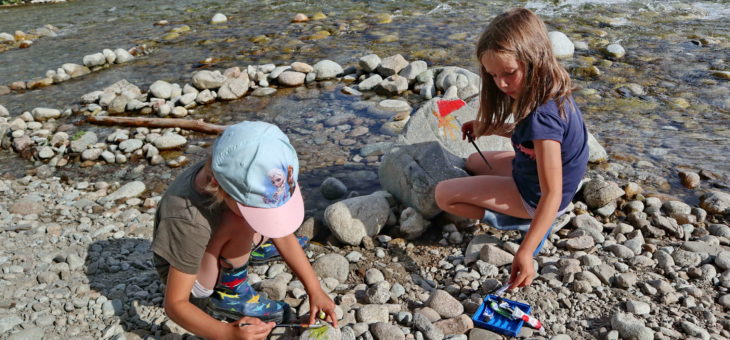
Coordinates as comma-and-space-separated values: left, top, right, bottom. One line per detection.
475, 8, 573, 137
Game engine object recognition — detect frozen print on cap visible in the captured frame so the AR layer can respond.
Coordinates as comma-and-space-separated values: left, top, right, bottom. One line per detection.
263, 165, 297, 207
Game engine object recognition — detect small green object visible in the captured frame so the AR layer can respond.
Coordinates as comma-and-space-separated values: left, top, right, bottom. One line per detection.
318, 310, 326, 319
71, 130, 86, 141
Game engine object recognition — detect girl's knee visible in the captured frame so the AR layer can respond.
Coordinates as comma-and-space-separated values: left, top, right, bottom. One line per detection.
434, 181, 452, 209
465, 153, 481, 173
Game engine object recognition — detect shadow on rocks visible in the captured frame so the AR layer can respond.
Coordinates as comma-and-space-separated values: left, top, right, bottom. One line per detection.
85, 237, 178, 339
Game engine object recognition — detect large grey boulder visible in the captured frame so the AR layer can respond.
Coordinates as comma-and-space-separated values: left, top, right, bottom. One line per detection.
379, 141, 467, 219
398, 99, 512, 158
324, 191, 391, 245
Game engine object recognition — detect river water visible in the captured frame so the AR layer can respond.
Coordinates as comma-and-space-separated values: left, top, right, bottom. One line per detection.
0, 0, 728, 203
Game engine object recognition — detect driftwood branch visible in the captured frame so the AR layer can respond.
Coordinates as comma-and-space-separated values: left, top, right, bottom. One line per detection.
86, 116, 227, 134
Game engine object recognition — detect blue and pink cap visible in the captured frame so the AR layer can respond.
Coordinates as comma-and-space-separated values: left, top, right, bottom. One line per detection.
211, 121, 303, 238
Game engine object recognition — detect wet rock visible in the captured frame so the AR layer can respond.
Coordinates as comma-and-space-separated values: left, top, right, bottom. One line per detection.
114, 48, 134, 63
378, 75, 408, 94
218, 78, 249, 100
324, 191, 390, 245
313, 60, 343, 80
426, 290, 463, 318
102, 79, 142, 97
290, 62, 313, 73
150, 80, 173, 99
0, 32, 14, 42
108, 94, 131, 114
278, 71, 306, 86
312, 253, 349, 282
587, 133, 608, 163
196, 89, 215, 104
192, 70, 227, 90
358, 74, 383, 91
102, 48, 116, 64
119, 139, 143, 153
604, 44, 626, 59
320, 177, 347, 200
83, 52, 106, 67
399, 60, 428, 81
377, 54, 408, 77
31, 107, 61, 121
211, 13, 227, 24
153, 133, 187, 150
252, 87, 276, 96
677, 171, 699, 189
358, 55, 382, 73
699, 191, 730, 214
549, 31, 574, 58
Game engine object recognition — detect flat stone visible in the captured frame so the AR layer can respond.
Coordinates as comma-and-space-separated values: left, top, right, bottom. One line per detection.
426, 290, 463, 318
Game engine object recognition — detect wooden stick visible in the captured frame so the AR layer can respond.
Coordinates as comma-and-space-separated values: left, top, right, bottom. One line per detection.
86, 116, 227, 134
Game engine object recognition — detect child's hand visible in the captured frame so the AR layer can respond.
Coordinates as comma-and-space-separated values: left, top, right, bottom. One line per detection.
508, 250, 536, 290
231, 317, 274, 340
308, 290, 338, 327
461, 120, 477, 140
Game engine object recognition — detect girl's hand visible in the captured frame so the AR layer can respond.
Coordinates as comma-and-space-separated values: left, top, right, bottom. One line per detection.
308, 289, 338, 327
508, 249, 536, 290
461, 120, 478, 140
229, 317, 274, 340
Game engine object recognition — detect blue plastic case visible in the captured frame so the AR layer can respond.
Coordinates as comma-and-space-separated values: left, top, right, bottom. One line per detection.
471, 295, 532, 337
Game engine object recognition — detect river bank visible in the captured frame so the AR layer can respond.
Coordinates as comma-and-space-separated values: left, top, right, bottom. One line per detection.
1, 0, 729, 339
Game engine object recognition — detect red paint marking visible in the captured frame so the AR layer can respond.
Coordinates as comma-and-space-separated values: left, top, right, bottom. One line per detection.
436, 99, 466, 117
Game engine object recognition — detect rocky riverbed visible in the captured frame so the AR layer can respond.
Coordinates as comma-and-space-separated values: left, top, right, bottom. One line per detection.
1, 0, 730, 339
1, 147, 729, 340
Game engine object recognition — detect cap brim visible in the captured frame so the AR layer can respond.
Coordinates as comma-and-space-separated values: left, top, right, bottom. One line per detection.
237, 185, 304, 239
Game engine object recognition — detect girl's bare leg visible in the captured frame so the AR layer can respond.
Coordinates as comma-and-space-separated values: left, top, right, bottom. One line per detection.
466, 151, 515, 176
435, 175, 530, 219
436, 150, 528, 219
